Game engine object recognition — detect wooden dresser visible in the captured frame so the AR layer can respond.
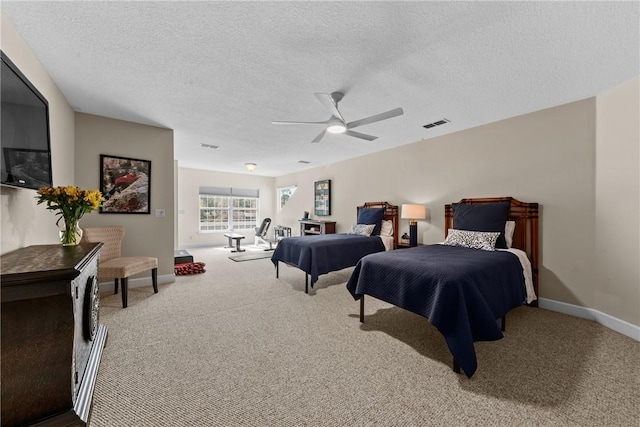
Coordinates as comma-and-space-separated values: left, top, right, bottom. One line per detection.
299, 219, 336, 236
1, 243, 107, 426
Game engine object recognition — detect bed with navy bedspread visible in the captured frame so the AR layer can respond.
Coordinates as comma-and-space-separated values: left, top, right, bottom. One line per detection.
345, 197, 539, 378
271, 201, 399, 294
272, 233, 386, 293
346, 244, 527, 377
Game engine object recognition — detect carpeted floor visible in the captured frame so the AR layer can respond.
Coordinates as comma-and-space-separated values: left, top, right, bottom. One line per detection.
90, 246, 639, 426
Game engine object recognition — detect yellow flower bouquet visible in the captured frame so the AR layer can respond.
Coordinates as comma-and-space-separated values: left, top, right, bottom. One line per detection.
36, 186, 104, 245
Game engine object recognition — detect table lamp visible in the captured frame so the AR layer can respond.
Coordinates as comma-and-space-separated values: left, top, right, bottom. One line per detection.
401, 204, 426, 247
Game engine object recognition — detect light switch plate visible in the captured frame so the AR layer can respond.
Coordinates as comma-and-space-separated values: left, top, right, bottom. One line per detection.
155, 208, 165, 218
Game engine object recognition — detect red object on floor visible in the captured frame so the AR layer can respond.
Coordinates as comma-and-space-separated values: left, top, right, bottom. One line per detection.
174, 262, 206, 275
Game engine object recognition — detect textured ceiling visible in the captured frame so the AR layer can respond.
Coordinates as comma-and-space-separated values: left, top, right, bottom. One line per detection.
2, 1, 638, 177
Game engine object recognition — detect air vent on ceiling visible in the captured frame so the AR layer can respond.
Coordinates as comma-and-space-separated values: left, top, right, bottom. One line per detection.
200, 143, 219, 149
298, 160, 311, 164
423, 118, 450, 129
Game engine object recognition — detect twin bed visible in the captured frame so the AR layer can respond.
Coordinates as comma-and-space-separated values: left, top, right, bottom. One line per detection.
271, 202, 398, 293
271, 197, 539, 378
347, 197, 539, 377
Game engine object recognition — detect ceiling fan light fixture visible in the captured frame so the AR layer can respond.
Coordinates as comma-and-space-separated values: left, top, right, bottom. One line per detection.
326, 123, 347, 133
244, 162, 257, 172
272, 92, 403, 143
326, 117, 347, 134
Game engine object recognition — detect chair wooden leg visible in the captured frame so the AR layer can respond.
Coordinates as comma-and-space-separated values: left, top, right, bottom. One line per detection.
152, 268, 158, 293
114, 278, 119, 294
121, 278, 128, 308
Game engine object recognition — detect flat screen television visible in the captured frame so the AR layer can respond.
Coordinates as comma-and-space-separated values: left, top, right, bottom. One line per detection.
1, 50, 53, 190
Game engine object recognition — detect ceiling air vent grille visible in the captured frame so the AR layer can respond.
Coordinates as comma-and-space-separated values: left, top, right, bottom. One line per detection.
423, 118, 450, 129
298, 160, 311, 164
200, 143, 219, 149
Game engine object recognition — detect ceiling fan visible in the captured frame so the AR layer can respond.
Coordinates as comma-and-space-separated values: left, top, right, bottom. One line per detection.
272, 92, 404, 143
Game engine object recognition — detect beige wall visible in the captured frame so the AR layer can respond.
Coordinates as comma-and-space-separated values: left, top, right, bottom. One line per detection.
595, 77, 640, 325
275, 91, 639, 327
0, 12, 76, 254
177, 167, 275, 247
74, 113, 175, 280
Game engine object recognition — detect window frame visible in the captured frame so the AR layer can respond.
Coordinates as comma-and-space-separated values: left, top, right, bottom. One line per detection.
199, 193, 259, 233
277, 184, 297, 211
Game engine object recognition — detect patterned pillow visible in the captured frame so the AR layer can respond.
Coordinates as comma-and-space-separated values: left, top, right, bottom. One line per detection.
443, 229, 500, 251
348, 223, 376, 236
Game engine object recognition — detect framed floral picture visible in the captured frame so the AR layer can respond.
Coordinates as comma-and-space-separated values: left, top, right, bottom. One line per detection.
314, 179, 331, 216
99, 154, 151, 214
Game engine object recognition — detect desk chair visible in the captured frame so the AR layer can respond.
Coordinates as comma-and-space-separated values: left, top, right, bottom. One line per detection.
82, 226, 158, 308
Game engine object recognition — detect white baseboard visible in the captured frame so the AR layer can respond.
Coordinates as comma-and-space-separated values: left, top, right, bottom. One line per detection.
98, 273, 175, 294
538, 298, 640, 341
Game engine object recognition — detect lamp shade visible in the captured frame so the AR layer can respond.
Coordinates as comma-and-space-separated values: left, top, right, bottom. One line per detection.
244, 162, 257, 172
401, 204, 426, 220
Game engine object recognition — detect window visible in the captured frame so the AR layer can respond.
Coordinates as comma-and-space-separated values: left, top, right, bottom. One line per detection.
278, 185, 297, 210
231, 197, 258, 230
199, 187, 259, 232
199, 195, 229, 231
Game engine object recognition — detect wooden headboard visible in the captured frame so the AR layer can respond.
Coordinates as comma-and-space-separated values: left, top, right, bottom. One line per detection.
444, 197, 539, 307
357, 202, 399, 249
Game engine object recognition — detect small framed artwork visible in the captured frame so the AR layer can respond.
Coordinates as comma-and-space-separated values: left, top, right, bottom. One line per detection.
314, 179, 331, 216
100, 154, 151, 214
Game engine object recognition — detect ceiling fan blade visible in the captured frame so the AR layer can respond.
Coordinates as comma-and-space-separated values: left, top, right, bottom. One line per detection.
314, 93, 345, 122
344, 130, 377, 141
272, 120, 331, 125
346, 107, 404, 129
311, 129, 327, 143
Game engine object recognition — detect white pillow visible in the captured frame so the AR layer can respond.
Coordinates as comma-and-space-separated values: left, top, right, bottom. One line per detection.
443, 229, 500, 251
348, 223, 375, 236
380, 220, 393, 236
505, 220, 516, 248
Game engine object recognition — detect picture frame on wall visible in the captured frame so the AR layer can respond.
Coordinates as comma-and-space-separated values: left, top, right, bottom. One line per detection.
99, 154, 151, 214
314, 179, 331, 216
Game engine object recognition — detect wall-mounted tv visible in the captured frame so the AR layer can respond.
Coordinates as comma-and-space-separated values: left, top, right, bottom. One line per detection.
1, 50, 53, 190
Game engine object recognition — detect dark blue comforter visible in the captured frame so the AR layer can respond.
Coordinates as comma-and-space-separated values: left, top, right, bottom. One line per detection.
271, 234, 386, 286
346, 244, 526, 377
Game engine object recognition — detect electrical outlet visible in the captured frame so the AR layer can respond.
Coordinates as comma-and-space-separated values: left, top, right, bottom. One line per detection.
155, 208, 165, 218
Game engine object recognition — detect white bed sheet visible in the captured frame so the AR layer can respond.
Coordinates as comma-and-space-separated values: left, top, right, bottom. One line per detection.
380, 235, 394, 251
499, 247, 536, 304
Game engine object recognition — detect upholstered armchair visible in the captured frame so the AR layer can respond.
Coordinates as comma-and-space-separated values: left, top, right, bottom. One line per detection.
82, 226, 158, 308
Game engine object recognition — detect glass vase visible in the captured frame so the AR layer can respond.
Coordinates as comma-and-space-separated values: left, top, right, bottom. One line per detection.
59, 219, 83, 246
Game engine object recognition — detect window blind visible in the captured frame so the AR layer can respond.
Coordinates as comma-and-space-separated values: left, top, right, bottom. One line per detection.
199, 187, 259, 198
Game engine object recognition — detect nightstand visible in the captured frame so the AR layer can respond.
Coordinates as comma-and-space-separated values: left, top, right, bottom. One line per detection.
396, 242, 424, 249
299, 219, 336, 236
